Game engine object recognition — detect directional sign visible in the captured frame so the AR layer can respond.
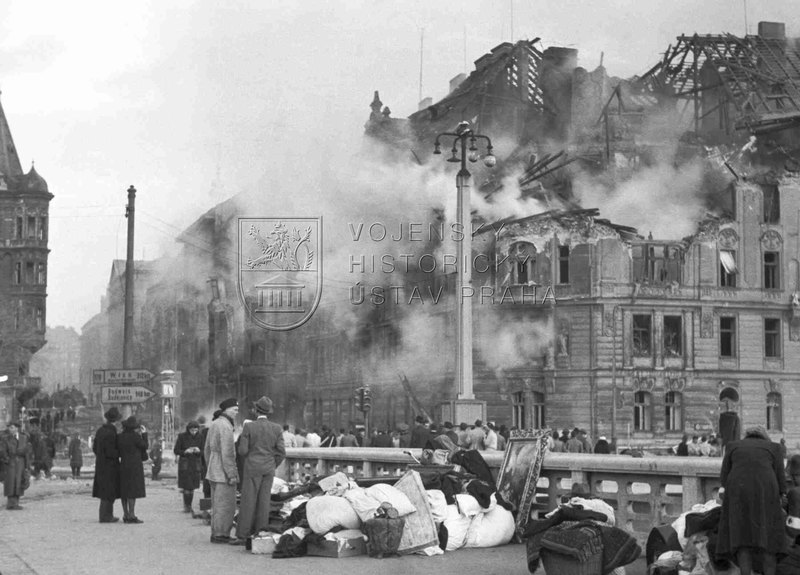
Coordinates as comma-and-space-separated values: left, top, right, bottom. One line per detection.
93, 369, 154, 385
101, 385, 157, 403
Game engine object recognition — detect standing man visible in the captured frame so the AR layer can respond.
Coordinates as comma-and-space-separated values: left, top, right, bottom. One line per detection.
68, 432, 83, 479
0, 421, 31, 509
92, 407, 122, 523
149, 433, 163, 481
231, 396, 285, 546
410, 416, 431, 449
205, 398, 239, 544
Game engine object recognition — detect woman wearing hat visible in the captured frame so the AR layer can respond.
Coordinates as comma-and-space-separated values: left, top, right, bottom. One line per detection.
174, 420, 205, 513
717, 425, 786, 575
93, 407, 122, 522
118, 416, 149, 524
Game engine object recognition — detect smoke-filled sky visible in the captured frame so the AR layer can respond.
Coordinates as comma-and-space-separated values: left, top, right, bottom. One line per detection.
0, 0, 797, 331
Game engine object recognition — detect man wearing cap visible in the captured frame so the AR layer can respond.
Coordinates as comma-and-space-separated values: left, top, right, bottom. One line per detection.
230, 396, 285, 546
92, 406, 122, 523
205, 398, 239, 543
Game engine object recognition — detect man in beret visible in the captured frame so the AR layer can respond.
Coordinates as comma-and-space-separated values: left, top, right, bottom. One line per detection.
204, 398, 239, 543
92, 407, 122, 522
230, 396, 285, 546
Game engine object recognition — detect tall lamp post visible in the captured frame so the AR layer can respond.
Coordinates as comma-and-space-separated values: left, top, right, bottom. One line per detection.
433, 121, 496, 419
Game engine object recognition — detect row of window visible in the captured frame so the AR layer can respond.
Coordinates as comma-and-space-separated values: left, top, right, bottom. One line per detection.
511, 241, 782, 290
634, 390, 783, 431
3, 216, 48, 241
9, 303, 45, 332
631, 313, 782, 359
12, 261, 46, 285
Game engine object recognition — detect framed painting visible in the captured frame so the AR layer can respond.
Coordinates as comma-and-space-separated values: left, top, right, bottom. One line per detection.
495, 429, 550, 536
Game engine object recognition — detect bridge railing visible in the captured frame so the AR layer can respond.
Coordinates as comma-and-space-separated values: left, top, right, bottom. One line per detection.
279, 447, 722, 544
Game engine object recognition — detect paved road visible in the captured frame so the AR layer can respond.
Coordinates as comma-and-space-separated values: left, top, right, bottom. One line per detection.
0, 478, 646, 575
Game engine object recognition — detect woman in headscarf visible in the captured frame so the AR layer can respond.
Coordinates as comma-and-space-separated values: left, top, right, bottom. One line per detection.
717, 425, 786, 575
174, 420, 204, 513
117, 416, 148, 524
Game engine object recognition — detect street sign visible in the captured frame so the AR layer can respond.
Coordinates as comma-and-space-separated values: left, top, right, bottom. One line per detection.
160, 380, 178, 398
93, 369, 154, 385
101, 385, 158, 403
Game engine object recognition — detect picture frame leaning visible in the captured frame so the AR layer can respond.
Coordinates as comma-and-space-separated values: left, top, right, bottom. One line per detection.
495, 429, 551, 536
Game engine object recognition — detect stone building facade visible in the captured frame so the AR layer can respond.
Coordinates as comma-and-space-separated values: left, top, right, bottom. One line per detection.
0, 97, 52, 426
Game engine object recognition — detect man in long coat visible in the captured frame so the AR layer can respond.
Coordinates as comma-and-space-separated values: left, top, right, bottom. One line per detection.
0, 421, 32, 509
204, 398, 239, 543
92, 407, 122, 523
231, 396, 285, 545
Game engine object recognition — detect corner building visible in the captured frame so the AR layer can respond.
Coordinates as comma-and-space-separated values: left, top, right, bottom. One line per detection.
0, 96, 52, 425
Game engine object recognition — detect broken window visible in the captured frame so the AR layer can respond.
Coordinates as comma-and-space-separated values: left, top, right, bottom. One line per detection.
763, 251, 779, 289
633, 314, 652, 356
665, 391, 682, 431
767, 392, 782, 431
632, 243, 682, 284
663, 315, 683, 356
512, 391, 526, 429
720, 316, 736, 357
509, 242, 535, 284
764, 317, 781, 358
558, 245, 570, 284
763, 185, 780, 223
634, 391, 652, 431
719, 250, 737, 287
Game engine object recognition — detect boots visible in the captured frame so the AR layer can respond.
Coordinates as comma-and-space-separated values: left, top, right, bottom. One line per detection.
183, 491, 193, 513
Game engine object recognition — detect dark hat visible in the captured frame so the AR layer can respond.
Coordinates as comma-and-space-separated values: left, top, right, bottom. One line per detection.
219, 397, 238, 411
104, 407, 122, 422
255, 396, 274, 415
122, 416, 139, 429
788, 454, 800, 476
186, 420, 199, 431
443, 421, 453, 429
474, 419, 483, 427
415, 415, 425, 424
8, 420, 21, 428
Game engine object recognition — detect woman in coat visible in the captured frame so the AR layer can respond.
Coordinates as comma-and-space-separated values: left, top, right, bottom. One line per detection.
0, 421, 32, 509
93, 407, 122, 522
717, 425, 786, 575
174, 420, 204, 513
117, 416, 148, 524
68, 432, 83, 479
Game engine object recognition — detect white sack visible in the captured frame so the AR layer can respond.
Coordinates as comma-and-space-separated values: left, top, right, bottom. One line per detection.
306, 495, 361, 534
426, 489, 448, 523
464, 505, 515, 548
365, 483, 416, 517
443, 504, 471, 551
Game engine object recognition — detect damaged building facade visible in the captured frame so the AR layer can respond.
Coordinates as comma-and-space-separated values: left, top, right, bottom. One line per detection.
80, 21, 800, 448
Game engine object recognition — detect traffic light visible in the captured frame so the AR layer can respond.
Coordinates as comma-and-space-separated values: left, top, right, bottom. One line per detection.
353, 387, 363, 411
361, 387, 372, 412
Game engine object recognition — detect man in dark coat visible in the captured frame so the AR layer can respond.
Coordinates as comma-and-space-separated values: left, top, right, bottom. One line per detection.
231, 396, 285, 545
92, 407, 122, 523
717, 425, 786, 574
174, 421, 204, 513
118, 416, 148, 523
594, 436, 611, 454
409, 415, 432, 449
0, 421, 32, 509
68, 432, 83, 479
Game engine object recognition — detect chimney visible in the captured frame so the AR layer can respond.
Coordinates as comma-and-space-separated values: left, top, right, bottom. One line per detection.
418, 97, 433, 111
758, 21, 785, 40
449, 73, 467, 94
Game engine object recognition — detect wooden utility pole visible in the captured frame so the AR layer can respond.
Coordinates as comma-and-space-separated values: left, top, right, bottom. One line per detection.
122, 185, 136, 370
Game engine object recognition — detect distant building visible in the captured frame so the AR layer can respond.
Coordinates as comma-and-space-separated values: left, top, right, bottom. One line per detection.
0, 96, 52, 426
29, 326, 81, 393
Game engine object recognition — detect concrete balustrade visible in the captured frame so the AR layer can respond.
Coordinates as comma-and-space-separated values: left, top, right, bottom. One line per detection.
279, 447, 723, 544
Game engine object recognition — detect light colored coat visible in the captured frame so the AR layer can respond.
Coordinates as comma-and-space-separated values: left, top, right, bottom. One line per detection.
204, 416, 238, 483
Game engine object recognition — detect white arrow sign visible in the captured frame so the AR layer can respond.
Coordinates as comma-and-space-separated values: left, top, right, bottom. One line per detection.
101, 385, 157, 403
93, 369, 154, 385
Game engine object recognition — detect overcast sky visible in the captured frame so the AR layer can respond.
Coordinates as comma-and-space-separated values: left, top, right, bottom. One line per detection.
0, 0, 797, 331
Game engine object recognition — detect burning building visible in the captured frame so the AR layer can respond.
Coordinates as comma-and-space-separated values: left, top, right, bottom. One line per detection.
0, 96, 52, 426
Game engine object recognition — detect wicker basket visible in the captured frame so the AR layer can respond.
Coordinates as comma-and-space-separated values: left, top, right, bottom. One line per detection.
541, 548, 603, 575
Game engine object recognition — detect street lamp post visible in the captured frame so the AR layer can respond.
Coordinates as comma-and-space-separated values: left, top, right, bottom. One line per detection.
433, 122, 496, 413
